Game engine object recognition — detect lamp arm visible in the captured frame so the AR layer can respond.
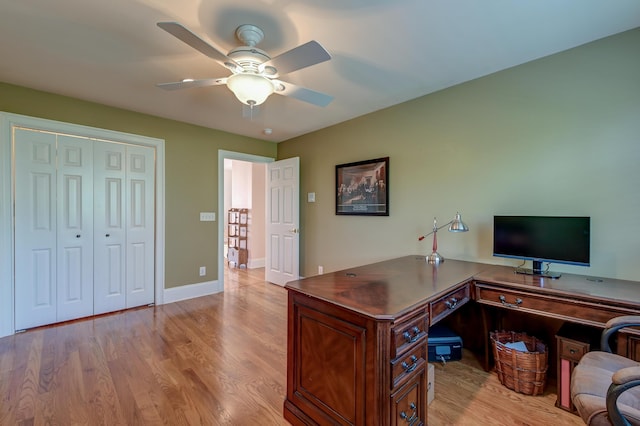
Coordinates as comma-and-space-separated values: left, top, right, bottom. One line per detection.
418, 220, 454, 241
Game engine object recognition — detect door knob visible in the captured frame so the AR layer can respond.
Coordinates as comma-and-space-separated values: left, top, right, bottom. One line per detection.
290, 228, 299, 234
76, 234, 81, 238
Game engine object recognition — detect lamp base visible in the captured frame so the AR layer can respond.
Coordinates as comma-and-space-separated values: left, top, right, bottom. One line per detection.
426, 251, 444, 265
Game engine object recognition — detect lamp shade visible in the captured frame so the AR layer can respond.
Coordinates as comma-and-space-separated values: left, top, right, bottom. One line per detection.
448, 212, 469, 232
227, 73, 275, 106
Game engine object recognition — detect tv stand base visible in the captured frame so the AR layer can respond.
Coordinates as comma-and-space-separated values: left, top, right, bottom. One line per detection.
515, 267, 561, 279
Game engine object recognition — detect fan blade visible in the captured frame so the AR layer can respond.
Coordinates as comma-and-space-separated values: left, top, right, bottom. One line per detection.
156, 78, 227, 91
157, 22, 239, 70
259, 41, 331, 77
273, 80, 333, 107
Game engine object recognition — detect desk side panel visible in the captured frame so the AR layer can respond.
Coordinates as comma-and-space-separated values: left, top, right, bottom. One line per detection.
284, 291, 386, 425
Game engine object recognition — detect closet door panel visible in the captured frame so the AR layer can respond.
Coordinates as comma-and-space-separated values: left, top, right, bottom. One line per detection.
56, 135, 94, 322
14, 129, 58, 329
94, 142, 127, 314
125, 145, 155, 308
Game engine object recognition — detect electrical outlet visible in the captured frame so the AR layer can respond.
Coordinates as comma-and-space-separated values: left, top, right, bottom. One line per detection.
318, 265, 323, 275
199, 266, 206, 276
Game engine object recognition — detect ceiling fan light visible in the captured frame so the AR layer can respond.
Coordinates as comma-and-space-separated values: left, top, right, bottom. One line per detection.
227, 73, 274, 106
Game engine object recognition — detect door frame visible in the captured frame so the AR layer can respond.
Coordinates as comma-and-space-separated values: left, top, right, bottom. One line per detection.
217, 150, 274, 291
0, 112, 165, 337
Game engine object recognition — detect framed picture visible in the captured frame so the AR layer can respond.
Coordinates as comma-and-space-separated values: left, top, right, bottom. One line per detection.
336, 157, 389, 216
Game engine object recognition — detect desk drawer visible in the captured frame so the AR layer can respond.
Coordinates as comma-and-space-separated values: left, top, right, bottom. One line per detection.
430, 283, 470, 325
558, 338, 589, 362
391, 344, 426, 390
474, 283, 636, 327
391, 313, 428, 359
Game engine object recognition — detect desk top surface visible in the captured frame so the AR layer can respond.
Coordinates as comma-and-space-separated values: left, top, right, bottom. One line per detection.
285, 256, 640, 319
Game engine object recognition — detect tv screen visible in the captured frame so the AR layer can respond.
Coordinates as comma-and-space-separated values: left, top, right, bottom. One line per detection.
493, 216, 590, 267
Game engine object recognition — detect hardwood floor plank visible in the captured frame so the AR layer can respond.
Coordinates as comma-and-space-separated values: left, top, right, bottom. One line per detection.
108, 357, 144, 425
15, 332, 42, 423
79, 336, 127, 425
181, 366, 235, 424
0, 265, 588, 425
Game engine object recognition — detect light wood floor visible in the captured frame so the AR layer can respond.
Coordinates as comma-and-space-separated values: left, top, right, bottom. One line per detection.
0, 266, 584, 425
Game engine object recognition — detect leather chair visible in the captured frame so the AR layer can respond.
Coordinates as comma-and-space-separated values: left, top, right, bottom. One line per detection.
572, 316, 640, 425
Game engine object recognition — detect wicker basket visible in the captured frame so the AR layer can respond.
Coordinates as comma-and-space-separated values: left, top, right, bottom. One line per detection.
490, 330, 548, 396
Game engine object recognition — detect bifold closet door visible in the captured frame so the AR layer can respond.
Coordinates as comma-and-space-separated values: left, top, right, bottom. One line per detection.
94, 142, 155, 314
93, 142, 127, 314
123, 144, 155, 308
15, 130, 155, 329
14, 130, 94, 330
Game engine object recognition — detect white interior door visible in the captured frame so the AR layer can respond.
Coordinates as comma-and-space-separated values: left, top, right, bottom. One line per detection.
56, 135, 94, 322
125, 144, 155, 307
94, 141, 127, 314
14, 129, 58, 329
266, 157, 300, 286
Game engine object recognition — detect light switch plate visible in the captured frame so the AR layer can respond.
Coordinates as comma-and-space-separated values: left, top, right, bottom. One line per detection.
200, 212, 216, 221
307, 192, 316, 203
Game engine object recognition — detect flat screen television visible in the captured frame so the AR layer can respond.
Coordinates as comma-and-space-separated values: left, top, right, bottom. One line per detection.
493, 216, 590, 278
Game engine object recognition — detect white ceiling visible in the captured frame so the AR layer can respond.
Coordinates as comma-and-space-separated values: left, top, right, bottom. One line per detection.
1, 1, 639, 142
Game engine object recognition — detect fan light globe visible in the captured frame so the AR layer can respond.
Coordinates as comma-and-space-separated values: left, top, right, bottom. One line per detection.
227, 73, 274, 106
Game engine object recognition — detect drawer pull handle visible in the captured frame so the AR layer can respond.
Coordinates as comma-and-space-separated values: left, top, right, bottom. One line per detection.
570, 349, 577, 354
400, 402, 419, 424
445, 297, 458, 310
402, 355, 419, 373
499, 295, 523, 308
403, 326, 422, 343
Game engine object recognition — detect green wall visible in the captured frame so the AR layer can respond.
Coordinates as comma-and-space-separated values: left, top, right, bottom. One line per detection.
278, 28, 640, 281
0, 83, 277, 288
3, 28, 639, 286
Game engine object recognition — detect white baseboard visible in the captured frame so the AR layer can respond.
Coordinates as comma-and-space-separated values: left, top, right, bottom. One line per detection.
248, 257, 265, 269
162, 279, 222, 304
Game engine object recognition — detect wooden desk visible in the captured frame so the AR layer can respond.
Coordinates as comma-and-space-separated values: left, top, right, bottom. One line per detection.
283, 256, 640, 426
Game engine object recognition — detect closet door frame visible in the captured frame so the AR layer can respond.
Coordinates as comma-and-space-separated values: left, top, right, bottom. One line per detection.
0, 112, 165, 337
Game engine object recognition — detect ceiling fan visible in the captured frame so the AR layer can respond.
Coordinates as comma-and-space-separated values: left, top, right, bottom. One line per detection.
156, 22, 333, 107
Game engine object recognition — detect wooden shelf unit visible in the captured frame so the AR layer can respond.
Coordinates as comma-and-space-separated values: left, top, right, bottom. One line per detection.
227, 208, 248, 268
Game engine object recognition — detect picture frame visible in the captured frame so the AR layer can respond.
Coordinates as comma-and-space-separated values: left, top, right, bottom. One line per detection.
336, 157, 389, 216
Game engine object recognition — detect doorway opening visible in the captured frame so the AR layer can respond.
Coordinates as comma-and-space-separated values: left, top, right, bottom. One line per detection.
218, 150, 273, 292
223, 159, 266, 269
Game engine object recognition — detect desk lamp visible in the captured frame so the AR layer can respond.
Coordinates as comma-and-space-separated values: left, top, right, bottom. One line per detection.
418, 212, 469, 264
